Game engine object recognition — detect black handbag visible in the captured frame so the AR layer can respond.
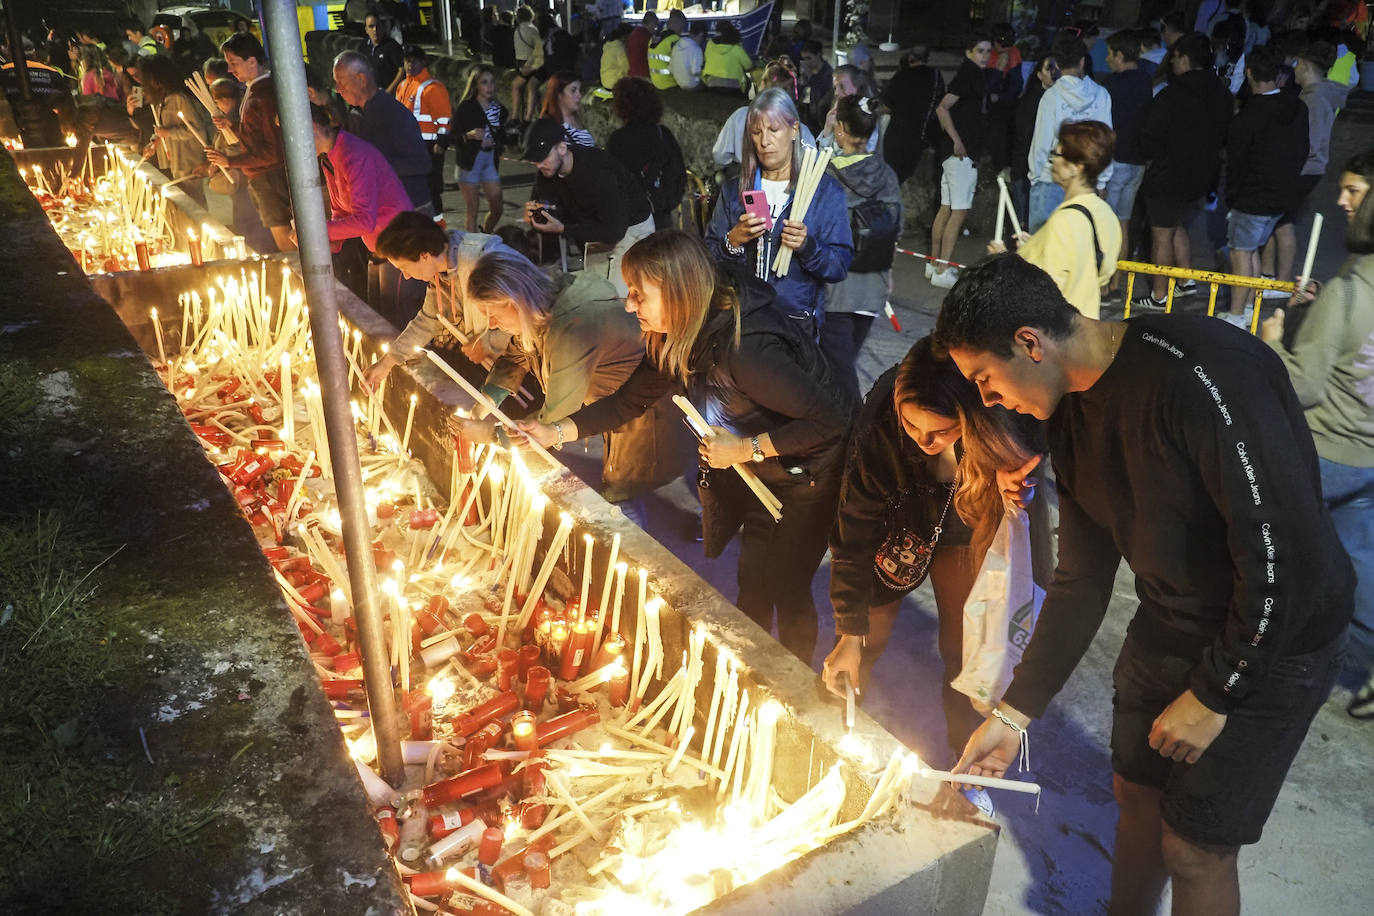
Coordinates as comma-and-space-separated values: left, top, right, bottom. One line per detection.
874, 466, 959, 592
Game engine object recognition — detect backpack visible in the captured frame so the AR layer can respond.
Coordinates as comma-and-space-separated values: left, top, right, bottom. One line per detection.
640, 125, 688, 215
834, 168, 901, 273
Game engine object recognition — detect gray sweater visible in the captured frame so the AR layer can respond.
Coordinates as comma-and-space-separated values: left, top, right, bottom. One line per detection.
1268, 253, 1374, 467
1299, 78, 1348, 177
823, 152, 903, 315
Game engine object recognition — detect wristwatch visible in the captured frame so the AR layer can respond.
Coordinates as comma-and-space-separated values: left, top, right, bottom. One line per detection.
750, 435, 765, 463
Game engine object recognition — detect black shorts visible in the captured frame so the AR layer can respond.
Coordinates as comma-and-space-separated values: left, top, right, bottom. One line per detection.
1110, 629, 1342, 847
1144, 195, 1202, 230
247, 168, 293, 228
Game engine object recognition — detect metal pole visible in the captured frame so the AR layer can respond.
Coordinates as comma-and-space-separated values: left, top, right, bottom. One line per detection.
2, 0, 51, 147
260, 0, 406, 787
438, 0, 453, 55
831, 0, 843, 67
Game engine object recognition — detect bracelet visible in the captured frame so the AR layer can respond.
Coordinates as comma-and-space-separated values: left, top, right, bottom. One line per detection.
552, 421, 565, 450
724, 236, 744, 257
991, 707, 1031, 774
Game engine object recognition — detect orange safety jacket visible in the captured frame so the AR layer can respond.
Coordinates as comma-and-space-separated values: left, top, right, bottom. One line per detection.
394, 68, 452, 143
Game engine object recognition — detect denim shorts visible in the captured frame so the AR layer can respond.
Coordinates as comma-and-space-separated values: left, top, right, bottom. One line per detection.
1104, 162, 1146, 219
1110, 628, 1343, 846
1226, 209, 1282, 251
459, 149, 500, 185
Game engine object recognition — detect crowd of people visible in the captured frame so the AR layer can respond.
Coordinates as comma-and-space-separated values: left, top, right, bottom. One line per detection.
3, 6, 1373, 913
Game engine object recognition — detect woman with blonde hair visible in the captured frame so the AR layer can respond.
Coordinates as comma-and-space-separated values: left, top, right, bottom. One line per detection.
516, 229, 852, 665
705, 87, 852, 342
450, 248, 684, 513
822, 336, 1045, 782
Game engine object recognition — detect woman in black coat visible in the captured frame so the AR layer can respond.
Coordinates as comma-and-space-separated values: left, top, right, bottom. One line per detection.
517, 229, 853, 666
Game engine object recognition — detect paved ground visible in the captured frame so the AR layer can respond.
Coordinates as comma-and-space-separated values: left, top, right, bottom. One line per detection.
204, 86, 1374, 915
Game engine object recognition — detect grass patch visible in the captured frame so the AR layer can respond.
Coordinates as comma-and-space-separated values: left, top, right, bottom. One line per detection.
0, 365, 217, 914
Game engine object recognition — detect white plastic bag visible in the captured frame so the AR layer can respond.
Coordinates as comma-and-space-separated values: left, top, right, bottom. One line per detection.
951, 509, 1043, 712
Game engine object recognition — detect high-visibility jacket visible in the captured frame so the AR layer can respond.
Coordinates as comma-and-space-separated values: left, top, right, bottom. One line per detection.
395, 67, 452, 143
648, 32, 681, 90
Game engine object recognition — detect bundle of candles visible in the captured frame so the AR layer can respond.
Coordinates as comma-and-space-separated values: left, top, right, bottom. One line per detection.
20, 142, 233, 273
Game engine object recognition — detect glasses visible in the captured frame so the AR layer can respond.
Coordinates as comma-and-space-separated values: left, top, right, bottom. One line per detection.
1048, 150, 1063, 159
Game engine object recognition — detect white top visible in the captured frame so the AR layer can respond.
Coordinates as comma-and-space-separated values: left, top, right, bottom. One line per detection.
671, 36, 704, 90
760, 178, 790, 224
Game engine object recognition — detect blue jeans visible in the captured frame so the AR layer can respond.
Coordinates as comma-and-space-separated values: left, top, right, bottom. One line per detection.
1028, 181, 1065, 232
1321, 457, 1374, 665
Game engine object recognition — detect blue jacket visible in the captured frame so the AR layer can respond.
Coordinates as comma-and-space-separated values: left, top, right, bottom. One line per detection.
705, 170, 853, 324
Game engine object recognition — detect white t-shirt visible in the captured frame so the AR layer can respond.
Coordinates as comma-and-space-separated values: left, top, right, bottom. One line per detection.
761, 178, 790, 225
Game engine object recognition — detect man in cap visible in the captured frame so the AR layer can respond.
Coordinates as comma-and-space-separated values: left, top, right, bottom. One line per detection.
395, 44, 452, 215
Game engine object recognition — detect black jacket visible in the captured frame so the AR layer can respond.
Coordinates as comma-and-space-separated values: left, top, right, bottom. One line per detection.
829, 367, 974, 635
1139, 68, 1233, 203
568, 268, 853, 555
1225, 91, 1310, 216
452, 97, 509, 172
1011, 79, 1046, 183
532, 145, 652, 246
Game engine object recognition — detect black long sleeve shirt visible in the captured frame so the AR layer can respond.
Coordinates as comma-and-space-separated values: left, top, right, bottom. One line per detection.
1002, 315, 1354, 719
532, 146, 652, 247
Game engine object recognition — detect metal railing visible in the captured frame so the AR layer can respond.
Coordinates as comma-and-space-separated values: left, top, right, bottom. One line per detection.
1119, 260, 1296, 333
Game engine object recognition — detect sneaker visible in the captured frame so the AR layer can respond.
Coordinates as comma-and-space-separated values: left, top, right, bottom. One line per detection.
1218, 310, 1253, 328
1174, 280, 1198, 298
924, 261, 935, 279
930, 268, 959, 289
1348, 673, 1374, 719
1130, 293, 1167, 312
961, 786, 996, 817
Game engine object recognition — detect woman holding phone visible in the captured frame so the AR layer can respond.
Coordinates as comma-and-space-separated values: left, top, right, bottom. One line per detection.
704, 88, 853, 347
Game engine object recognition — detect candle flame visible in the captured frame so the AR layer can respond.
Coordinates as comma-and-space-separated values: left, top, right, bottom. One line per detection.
427, 676, 455, 705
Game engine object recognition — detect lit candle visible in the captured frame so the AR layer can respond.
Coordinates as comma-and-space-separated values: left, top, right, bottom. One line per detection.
187, 227, 203, 267
591, 531, 620, 661
915, 765, 1042, 796
149, 307, 166, 366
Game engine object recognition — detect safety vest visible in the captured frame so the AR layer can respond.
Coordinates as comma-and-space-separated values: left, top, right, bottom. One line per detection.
397, 70, 451, 142
648, 33, 681, 90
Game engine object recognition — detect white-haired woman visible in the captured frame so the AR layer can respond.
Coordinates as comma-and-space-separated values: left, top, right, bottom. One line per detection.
704, 87, 853, 347
450, 248, 686, 510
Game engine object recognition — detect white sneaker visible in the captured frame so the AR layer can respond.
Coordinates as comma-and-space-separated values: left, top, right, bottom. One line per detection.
961, 786, 996, 817
924, 261, 935, 279
1218, 310, 1253, 329
930, 268, 959, 289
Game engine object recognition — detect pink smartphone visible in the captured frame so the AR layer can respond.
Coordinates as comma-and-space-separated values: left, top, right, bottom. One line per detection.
741, 190, 773, 230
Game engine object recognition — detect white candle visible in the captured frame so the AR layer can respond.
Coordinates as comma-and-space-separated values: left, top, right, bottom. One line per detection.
591, 532, 621, 662
149, 307, 167, 367
700, 653, 727, 770
723, 692, 751, 805
994, 185, 1006, 244
916, 766, 1042, 796
628, 567, 647, 709
667, 725, 695, 776
443, 867, 534, 916
516, 513, 573, 631
578, 533, 593, 622
401, 393, 417, 454
1296, 211, 1324, 293
279, 351, 294, 444
609, 561, 628, 636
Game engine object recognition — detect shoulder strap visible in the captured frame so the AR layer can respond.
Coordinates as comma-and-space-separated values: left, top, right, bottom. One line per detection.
1064, 203, 1104, 271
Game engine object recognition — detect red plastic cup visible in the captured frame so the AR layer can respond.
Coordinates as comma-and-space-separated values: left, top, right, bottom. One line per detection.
518, 644, 540, 681
496, 648, 519, 692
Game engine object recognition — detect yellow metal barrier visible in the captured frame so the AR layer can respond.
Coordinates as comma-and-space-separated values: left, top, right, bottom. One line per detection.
1118, 260, 1296, 334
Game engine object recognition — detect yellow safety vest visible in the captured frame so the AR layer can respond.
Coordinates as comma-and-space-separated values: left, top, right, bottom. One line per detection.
649, 33, 681, 90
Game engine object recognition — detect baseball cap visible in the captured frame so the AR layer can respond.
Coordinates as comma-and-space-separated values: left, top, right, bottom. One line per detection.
402, 44, 426, 59
522, 119, 567, 162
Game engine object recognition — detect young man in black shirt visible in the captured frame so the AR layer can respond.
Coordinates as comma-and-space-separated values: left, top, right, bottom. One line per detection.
930, 33, 991, 290
521, 119, 654, 296
935, 254, 1352, 916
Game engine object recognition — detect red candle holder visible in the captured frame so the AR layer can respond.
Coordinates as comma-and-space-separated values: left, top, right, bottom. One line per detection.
496, 648, 519, 691
134, 239, 150, 271
409, 508, 439, 529
428, 806, 476, 838
523, 666, 550, 711
454, 430, 476, 473
523, 851, 551, 889
188, 233, 203, 267
559, 621, 594, 681
463, 632, 497, 663
591, 632, 626, 672
421, 762, 506, 808
510, 710, 538, 751
535, 704, 601, 746
609, 667, 629, 708
464, 720, 504, 769
376, 806, 399, 851
478, 826, 504, 866
376, 501, 396, 519
464, 612, 489, 637
453, 691, 519, 737
517, 644, 540, 681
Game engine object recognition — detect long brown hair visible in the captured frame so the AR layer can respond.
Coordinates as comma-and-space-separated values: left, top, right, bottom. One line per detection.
893, 337, 1040, 558
539, 71, 582, 125
620, 229, 740, 383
